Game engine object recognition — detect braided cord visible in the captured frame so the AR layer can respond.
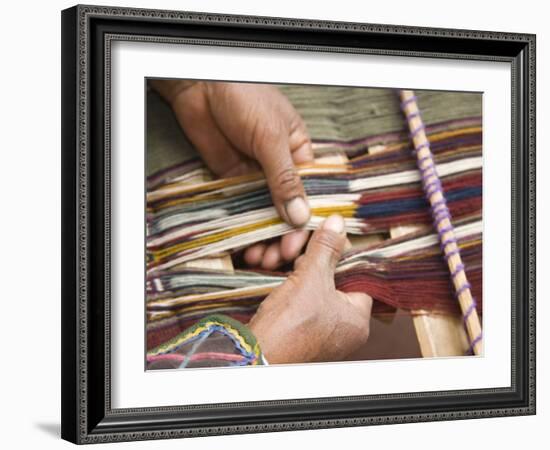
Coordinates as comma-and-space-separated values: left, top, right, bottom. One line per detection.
399, 90, 482, 355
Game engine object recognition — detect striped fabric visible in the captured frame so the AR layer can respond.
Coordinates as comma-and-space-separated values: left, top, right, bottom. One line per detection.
145, 84, 482, 359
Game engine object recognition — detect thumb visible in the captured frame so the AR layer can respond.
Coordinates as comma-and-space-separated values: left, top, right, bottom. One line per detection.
253, 125, 310, 227
302, 215, 347, 274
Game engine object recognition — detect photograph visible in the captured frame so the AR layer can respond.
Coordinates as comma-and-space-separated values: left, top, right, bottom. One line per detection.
58, 4, 536, 443
145, 80, 483, 370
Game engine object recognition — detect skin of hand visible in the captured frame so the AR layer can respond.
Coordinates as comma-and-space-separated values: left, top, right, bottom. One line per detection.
247, 215, 373, 364
150, 80, 314, 270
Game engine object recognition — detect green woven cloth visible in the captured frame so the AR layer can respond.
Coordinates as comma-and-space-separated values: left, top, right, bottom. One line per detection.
278, 85, 481, 140
146, 83, 481, 176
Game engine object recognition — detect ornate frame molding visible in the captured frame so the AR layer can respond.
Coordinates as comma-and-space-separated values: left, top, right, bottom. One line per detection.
61, 5, 536, 444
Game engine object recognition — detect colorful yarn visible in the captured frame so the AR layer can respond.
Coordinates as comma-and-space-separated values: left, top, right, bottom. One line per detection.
399, 89, 482, 355
145, 104, 483, 356
145, 121, 482, 271
145, 223, 482, 350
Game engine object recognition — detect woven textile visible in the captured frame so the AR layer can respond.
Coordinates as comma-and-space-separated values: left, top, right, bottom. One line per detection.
145, 84, 482, 359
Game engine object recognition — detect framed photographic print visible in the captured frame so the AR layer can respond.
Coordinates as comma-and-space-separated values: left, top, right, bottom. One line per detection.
61, 4, 536, 444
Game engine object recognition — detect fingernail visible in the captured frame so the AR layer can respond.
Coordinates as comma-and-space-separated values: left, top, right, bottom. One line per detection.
322, 214, 345, 234
285, 197, 310, 226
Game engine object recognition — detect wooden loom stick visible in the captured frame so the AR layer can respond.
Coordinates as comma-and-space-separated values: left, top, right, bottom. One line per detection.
399, 90, 482, 355
368, 144, 469, 357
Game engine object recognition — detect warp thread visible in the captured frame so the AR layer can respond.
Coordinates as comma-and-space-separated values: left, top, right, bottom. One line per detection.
399, 90, 483, 355
145, 106, 484, 354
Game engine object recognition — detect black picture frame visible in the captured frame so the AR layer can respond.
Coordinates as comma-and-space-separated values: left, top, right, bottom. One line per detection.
61, 4, 536, 444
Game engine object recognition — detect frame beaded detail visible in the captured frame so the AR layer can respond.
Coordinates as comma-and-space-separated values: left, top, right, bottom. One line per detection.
62, 5, 536, 444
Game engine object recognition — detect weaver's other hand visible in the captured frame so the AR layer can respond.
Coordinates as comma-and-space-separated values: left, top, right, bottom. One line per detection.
247, 215, 373, 364
151, 80, 313, 269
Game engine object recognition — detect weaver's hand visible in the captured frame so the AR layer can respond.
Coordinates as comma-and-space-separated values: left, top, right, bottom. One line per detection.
151, 80, 313, 269
248, 215, 373, 364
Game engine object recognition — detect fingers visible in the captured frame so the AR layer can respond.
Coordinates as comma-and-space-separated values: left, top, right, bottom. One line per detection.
345, 292, 373, 321
288, 117, 314, 165
169, 83, 250, 178
302, 214, 347, 274
243, 243, 266, 266
261, 242, 282, 270
293, 254, 306, 271
243, 242, 281, 270
280, 229, 310, 261
251, 122, 311, 227
149, 79, 198, 104
244, 229, 309, 269
343, 292, 372, 346
221, 159, 260, 177
199, 82, 313, 227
